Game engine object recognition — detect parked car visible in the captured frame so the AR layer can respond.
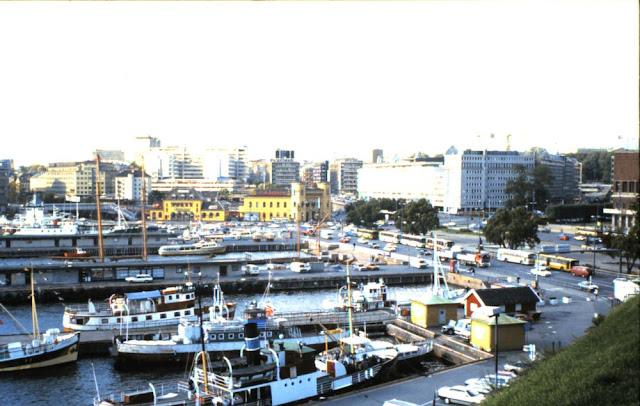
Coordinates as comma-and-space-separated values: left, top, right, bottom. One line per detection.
364, 263, 380, 271
367, 242, 380, 249
383, 243, 397, 252
441, 319, 456, 335
437, 385, 486, 404
503, 360, 532, 375
357, 237, 368, 244
558, 234, 570, 241
571, 265, 593, 278
417, 248, 431, 257
539, 227, 551, 233
465, 372, 515, 391
340, 237, 351, 243
574, 235, 587, 241
530, 267, 552, 277
125, 274, 153, 283
578, 281, 599, 292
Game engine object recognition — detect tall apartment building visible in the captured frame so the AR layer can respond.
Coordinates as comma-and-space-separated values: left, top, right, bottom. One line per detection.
604, 150, 639, 231
30, 161, 117, 198
330, 158, 363, 196
372, 149, 384, 164
268, 150, 300, 186
93, 150, 126, 164
532, 148, 581, 204
303, 161, 329, 183
0, 159, 13, 213
291, 182, 331, 223
131, 136, 161, 164
358, 160, 445, 206
115, 170, 152, 201
443, 148, 535, 213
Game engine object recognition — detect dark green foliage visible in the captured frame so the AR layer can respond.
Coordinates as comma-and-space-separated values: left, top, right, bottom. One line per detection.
504, 165, 553, 210
483, 207, 540, 249
394, 199, 440, 235
482, 295, 640, 406
546, 203, 611, 223
345, 198, 399, 228
566, 151, 613, 183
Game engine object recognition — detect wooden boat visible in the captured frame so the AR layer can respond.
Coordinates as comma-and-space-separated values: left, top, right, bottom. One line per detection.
63, 283, 234, 332
0, 267, 80, 372
63, 247, 89, 258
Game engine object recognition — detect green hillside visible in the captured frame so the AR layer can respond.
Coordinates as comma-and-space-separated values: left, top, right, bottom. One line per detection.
483, 295, 640, 406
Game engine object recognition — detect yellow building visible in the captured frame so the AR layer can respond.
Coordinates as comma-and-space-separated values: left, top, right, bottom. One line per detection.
469, 314, 526, 352
149, 189, 228, 222
238, 182, 331, 223
411, 296, 459, 328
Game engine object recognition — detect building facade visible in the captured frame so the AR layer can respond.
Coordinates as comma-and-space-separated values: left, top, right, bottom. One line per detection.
357, 161, 445, 207
604, 150, 639, 231
0, 159, 12, 213
291, 182, 331, 223
330, 158, 363, 196
239, 189, 291, 222
30, 161, 117, 199
443, 148, 535, 214
115, 170, 152, 201
268, 150, 300, 186
532, 148, 581, 204
148, 189, 228, 222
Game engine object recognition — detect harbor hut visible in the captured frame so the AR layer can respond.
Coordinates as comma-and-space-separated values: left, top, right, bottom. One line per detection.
461, 286, 541, 318
470, 312, 526, 352
411, 295, 459, 328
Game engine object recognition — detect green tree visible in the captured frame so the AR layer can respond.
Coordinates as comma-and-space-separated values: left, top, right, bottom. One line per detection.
218, 189, 230, 201
147, 191, 165, 205
345, 198, 405, 229
394, 199, 439, 235
483, 207, 540, 249
505, 164, 553, 210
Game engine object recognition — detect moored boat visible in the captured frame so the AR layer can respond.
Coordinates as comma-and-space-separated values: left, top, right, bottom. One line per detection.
63, 283, 231, 332
158, 240, 226, 256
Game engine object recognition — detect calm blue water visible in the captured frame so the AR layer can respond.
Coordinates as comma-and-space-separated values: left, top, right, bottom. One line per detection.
0, 284, 432, 405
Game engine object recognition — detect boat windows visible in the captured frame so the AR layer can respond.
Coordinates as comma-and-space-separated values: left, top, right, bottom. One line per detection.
174, 312, 180, 317
218, 334, 224, 340
228, 334, 234, 339
238, 333, 244, 339
146, 315, 152, 321
160, 314, 167, 319
101, 319, 109, 324
116, 318, 122, 323
260, 332, 265, 338
184, 310, 191, 316
168, 296, 173, 300
132, 317, 138, 322
267, 332, 272, 337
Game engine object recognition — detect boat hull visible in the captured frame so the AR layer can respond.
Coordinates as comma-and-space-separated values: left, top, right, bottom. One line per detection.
0, 333, 80, 372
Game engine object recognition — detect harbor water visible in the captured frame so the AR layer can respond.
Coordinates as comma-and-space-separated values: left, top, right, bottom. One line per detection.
0, 283, 433, 405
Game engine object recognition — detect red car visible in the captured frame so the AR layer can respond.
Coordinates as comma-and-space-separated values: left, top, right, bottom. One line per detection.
340, 237, 351, 243
571, 266, 593, 278
558, 234, 570, 241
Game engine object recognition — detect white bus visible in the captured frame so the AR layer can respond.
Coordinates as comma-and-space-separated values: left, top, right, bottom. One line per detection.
379, 230, 402, 244
496, 248, 536, 265
426, 237, 454, 250
399, 233, 427, 248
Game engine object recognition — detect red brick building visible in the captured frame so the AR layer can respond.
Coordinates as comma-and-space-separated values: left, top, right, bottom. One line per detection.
604, 150, 639, 231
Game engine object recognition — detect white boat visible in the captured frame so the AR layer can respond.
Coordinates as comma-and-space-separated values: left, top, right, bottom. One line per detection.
63, 284, 228, 331
158, 240, 226, 256
0, 267, 80, 372
337, 278, 398, 312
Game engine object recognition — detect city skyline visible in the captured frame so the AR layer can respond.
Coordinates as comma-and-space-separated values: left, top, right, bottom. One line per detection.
0, 1, 637, 167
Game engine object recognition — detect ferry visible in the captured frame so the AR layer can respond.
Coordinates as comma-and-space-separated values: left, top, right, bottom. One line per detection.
62, 284, 231, 332
158, 240, 226, 256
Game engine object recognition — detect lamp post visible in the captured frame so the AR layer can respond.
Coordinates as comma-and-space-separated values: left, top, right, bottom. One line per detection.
592, 199, 599, 274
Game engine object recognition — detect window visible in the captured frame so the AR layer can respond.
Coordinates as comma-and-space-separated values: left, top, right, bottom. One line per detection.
174, 312, 180, 317
132, 317, 138, 322
102, 318, 109, 324
218, 334, 224, 340
160, 314, 167, 319
229, 333, 235, 339
146, 315, 152, 320
185, 310, 191, 315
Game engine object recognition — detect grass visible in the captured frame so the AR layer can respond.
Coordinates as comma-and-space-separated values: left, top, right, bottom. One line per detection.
482, 295, 640, 406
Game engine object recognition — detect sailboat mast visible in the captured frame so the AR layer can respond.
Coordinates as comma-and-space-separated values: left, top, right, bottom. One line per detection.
95, 153, 105, 262
30, 264, 40, 340
141, 157, 148, 261
346, 262, 354, 354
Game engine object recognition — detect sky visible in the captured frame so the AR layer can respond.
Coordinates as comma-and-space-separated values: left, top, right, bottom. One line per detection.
0, 1, 637, 167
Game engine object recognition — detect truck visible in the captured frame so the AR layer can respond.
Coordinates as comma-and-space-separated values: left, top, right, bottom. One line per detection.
613, 278, 640, 302
290, 262, 311, 273
438, 248, 491, 268
242, 264, 261, 276
320, 230, 334, 239
409, 257, 429, 269
454, 318, 471, 339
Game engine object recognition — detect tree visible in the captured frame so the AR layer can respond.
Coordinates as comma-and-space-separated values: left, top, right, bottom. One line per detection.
394, 199, 439, 235
345, 198, 407, 229
483, 207, 540, 249
505, 164, 553, 210
147, 191, 166, 205
218, 189, 230, 201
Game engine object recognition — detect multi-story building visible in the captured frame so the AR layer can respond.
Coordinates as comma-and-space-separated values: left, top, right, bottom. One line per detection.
247, 160, 268, 185
357, 160, 445, 207
372, 149, 384, 164
115, 170, 152, 202
239, 189, 291, 222
268, 150, 300, 186
443, 148, 535, 214
301, 161, 328, 183
532, 148, 581, 204
151, 179, 249, 195
93, 150, 127, 165
0, 159, 13, 213
291, 182, 331, 223
330, 158, 363, 196
604, 150, 639, 231
131, 135, 161, 164
30, 161, 117, 199
149, 188, 228, 222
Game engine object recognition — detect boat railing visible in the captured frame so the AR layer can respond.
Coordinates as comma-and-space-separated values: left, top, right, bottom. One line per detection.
193, 367, 232, 390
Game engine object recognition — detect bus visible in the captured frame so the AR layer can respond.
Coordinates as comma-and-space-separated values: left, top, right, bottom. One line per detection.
496, 248, 536, 265
400, 233, 427, 248
426, 237, 455, 250
356, 228, 379, 240
575, 226, 599, 237
379, 230, 402, 244
537, 254, 579, 271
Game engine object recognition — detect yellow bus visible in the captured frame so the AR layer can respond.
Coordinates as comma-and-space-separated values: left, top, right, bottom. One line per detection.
536, 254, 579, 271
575, 226, 599, 237
356, 228, 379, 240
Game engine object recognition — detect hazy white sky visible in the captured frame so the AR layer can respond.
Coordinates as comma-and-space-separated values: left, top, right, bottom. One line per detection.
0, 1, 637, 167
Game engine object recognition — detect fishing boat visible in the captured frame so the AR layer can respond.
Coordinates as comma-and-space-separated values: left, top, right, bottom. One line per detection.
158, 240, 226, 256
63, 283, 233, 332
336, 278, 398, 312
0, 267, 80, 372
63, 247, 90, 258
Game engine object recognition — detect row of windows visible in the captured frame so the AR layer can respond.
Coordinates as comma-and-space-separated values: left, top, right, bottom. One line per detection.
101, 309, 192, 324
614, 181, 638, 193
248, 201, 288, 209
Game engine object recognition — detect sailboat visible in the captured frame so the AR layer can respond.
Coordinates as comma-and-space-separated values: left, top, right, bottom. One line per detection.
0, 266, 80, 372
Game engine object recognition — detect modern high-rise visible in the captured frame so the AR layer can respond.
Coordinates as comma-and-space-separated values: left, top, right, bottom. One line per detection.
303, 161, 329, 183
268, 150, 300, 186
604, 150, 639, 231
531, 148, 581, 205
0, 160, 13, 213
443, 148, 535, 213
330, 158, 363, 196
115, 170, 152, 201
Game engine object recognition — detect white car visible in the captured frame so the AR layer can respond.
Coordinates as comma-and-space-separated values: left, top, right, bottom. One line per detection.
367, 242, 380, 249
383, 244, 397, 252
465, 372, 515, 391
357, 237, 368, 244
578, 281, 599, 292
530, 267, 552, 277
125, 274, 153, 283
574, 235, 587, 241
437, 385, 486, 404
